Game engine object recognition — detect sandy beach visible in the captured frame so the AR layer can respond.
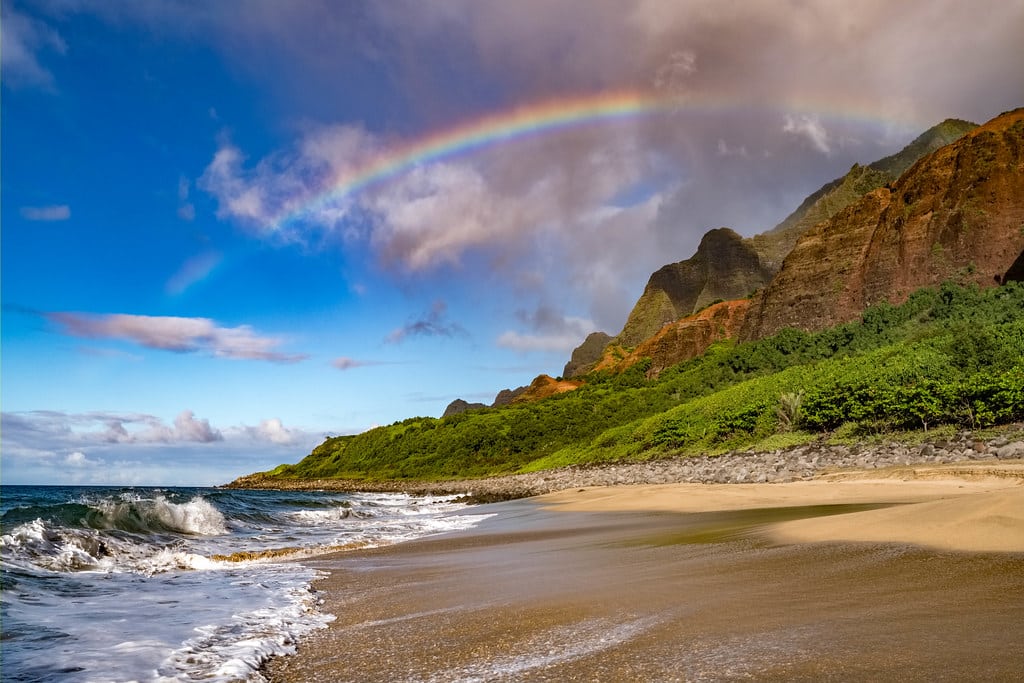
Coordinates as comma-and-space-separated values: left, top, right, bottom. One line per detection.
268, 461, 1024, 682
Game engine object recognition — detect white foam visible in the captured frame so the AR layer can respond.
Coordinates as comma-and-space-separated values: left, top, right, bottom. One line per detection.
90, 494, 228, 535
434, 615, 661, 682
158, 570, 335, 683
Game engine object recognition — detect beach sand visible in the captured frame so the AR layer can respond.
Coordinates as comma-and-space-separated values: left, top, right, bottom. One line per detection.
268, 461, 1024, 682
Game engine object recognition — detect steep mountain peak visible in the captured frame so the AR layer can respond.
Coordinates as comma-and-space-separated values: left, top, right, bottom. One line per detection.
562, 331, 612, 378
594, 299, 751, 377
612, 227, 771, 349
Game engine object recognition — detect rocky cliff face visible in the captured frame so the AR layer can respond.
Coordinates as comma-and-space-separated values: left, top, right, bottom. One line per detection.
614, 228, 772, 348
748, 118, 977, 272
594, 299, 750, 377
562, 331, 612, 378
741, 109, 1024, 340
507, 375, 583, 404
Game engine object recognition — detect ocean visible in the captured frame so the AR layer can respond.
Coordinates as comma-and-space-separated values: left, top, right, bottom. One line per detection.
0, 485, 491, 682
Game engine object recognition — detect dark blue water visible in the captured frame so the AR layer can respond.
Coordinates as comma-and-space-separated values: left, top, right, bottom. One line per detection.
0, 485, 488, 682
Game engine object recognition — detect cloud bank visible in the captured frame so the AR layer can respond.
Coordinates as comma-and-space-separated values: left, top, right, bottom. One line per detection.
1, 410, 322, 485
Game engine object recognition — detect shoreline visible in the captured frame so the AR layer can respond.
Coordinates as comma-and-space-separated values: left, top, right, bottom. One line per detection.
229, 427, 1024, 502
266, 458, 1024, 681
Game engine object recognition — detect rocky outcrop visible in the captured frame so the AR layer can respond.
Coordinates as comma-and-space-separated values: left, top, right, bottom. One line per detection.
741, 108, 1024, 340
595, 299, 750, 377
615, 228, 771, 348
507, 374, 584, 404
492, 386, 528, 407
442, 399, 487, 418
492, 375, 585, 407
562, 331, 612, 378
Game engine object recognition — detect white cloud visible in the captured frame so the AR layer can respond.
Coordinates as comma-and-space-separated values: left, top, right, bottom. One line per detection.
0, 411, 322, 486
716, 139, 748, 157
653, 49, 697, 94
253, 418, 300, 445
366, 161, 535, 270
226, 416, 320, 448
20, 205, 70, 221
496, 329, 591, 353
783, 113, 831, 155
0, 5, 66, 90
46, 312, 307, 363
65, 451, 97, 467
497, 309, 596, 353
172, 410, 222, 442
2, 410, 222, 449
198, 124, 379, 241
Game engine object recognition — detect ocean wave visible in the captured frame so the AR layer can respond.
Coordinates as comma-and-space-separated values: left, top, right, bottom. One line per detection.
0, 516, 219, 575
84, 493, 228, 535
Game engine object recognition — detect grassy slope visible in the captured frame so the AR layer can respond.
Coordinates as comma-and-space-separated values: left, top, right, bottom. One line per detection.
256, 282, 1024, 483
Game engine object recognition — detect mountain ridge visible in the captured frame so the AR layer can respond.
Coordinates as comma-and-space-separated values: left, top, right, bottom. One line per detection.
563, 117, 980, 378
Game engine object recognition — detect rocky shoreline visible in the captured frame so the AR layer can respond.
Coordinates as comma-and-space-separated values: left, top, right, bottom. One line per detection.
224, 426, 1024, 503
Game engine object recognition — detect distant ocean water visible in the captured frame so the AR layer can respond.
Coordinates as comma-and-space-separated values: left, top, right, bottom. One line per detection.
0, 485, 491, 682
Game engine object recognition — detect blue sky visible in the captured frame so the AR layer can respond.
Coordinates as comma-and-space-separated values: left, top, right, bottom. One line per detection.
3, 0, 1022, 485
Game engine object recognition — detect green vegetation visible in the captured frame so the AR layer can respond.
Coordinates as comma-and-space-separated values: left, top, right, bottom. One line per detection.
261, 282, 1024, 482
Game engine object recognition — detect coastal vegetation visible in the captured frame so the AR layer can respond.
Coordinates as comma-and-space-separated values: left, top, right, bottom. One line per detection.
257, 281, 1024, 482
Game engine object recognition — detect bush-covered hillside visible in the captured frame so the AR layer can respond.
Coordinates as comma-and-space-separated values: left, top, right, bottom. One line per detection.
259, 281, 1024, 482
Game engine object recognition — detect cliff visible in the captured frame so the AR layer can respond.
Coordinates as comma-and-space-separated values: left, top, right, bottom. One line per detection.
740, 108, 1024, 340
562, 331, 612, 378
613, 228, 771, 349
594, 299, 750, 377
508, 374, 583, 404
749, 118, 977, 270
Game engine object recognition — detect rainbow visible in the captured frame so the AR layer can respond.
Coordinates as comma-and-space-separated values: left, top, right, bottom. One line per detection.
272, 90, 931, 231
272, 90, 679, 230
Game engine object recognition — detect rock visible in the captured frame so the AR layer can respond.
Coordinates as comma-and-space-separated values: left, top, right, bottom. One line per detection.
492, 386, 528, 407
996, 441, 1024, 459
442, 398, 487, 418
594, 300, 751, 378
562, 331, 612, 379
616, 228, 774, 347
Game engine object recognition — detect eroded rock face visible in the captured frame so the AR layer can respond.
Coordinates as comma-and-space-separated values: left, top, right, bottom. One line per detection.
741, 109, 1024, 341
562, 331, 612, 378
616, 228, 772, 348
492, 386, 528, 408
596, 299, 750, 377
508, 374, 583, 404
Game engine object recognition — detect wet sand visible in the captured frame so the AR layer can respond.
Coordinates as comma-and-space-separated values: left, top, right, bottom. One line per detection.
268, 463, 1024, 682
